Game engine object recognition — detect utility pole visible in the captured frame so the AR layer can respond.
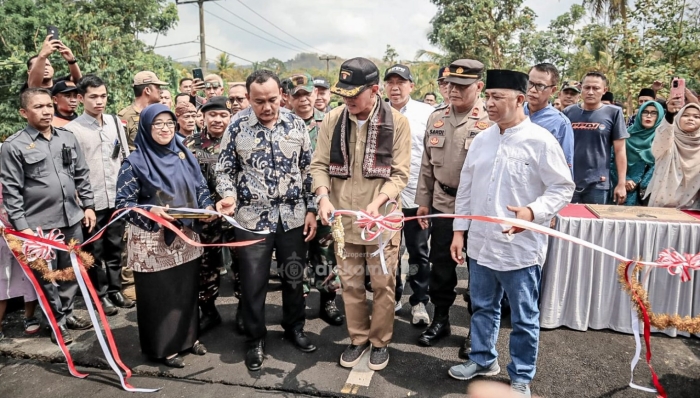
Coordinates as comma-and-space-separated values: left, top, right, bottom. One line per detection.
319, 55, 337, 78
175, 0, 213, 71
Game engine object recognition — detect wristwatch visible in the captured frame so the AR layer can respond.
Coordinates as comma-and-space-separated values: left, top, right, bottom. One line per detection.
67, 58, 78, 65
314, 193, 329, 207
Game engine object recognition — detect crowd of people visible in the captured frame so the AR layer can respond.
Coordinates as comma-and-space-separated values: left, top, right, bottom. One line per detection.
1, 33, 700, 398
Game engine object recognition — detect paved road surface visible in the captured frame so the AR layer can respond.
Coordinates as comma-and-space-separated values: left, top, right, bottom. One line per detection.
1, 266, 698, 397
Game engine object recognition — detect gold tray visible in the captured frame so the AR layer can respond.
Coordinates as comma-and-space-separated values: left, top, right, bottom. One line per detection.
585, 205, 700, 223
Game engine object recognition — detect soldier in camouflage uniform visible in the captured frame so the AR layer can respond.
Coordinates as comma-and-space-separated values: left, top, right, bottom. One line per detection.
287, 73, 344, 326
183, 96, 231, 333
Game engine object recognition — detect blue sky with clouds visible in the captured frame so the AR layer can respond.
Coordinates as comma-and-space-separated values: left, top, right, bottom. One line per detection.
144, 0, 580, 65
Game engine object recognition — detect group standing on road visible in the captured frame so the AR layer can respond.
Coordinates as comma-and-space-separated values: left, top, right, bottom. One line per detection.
2, 35, 699, 397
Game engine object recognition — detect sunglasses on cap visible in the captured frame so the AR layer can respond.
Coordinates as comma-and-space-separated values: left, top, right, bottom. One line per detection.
290, 74, 310, 87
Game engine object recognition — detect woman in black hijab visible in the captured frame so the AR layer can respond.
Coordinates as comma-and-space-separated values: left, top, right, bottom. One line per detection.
116, 104, 216, 367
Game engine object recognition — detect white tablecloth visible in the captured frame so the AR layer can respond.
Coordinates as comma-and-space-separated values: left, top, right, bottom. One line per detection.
540, 216, 700, 337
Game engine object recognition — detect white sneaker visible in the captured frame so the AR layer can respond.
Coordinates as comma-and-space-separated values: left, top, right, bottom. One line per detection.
394, 301, 403, 314
411, 303, 430, 326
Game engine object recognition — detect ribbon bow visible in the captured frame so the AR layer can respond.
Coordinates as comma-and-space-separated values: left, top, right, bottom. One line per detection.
352, 202, 405, 242
22, 227, 65, 262
655, 248, 700, 282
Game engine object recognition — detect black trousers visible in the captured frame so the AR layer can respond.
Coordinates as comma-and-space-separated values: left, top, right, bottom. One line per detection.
235, 219, 306, 343
83, 209, 126, 298
395, 207, 431, 306
34, 222, 83, 326
428, 207, 465, 311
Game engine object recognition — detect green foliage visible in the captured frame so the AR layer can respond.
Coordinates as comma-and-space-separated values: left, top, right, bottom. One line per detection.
428, 0, 537, 69
382, 45, 399, 65
0, 0, 178, 140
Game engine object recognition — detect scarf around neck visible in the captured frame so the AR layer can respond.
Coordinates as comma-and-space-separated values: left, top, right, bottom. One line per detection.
626, 100, 664, 166
329, 95, 394, 179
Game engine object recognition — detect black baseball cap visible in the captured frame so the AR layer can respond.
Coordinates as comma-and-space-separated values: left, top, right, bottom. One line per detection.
313, 77, 330, 89
438, 66, 449, 81
200, 96, 231, 114
384, 64, 413, 82
51, 80, 78, 96
331, 57, 380, 98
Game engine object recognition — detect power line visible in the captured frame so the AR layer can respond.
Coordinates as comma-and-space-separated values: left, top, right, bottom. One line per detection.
233, 0, 326, 54
173, 53, 202, 61
205, 44, 255, 64
212, 2, 309, 53
204, 10, 301, 54
153, 40, 199, 49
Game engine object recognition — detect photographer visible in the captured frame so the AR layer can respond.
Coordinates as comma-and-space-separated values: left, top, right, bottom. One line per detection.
24, 34, 82, 92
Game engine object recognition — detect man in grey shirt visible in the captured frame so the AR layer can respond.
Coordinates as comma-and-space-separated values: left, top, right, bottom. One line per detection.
66, 74, 134, 315
0, 88, 96, 345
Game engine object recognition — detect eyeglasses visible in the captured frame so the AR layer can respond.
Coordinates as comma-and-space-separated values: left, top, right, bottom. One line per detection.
229, 96, 246, 104
438, 81, 448, 87
152, 121, 176, 129
204, 82, 222, 89
640, 110, 659, 117
448, 82, 472, 91
527, 81, 556, 92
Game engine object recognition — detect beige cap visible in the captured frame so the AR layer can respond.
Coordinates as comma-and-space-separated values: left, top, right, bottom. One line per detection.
133, 71, 168, 87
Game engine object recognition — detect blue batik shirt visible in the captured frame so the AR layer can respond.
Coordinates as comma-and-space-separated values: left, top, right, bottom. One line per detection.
215, 110, 315, 232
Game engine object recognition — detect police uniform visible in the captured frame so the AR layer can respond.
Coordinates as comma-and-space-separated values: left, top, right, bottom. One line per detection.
0, 125, 95, 337
183, 96, 229, 332
289, 73, 344, 326
414, 59, 492, 347
117, 104, 140, 152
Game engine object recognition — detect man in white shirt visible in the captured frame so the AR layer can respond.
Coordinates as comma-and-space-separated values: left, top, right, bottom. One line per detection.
383, 64, 435, 326
447, 70, 574, 397
66, 74, 134, 314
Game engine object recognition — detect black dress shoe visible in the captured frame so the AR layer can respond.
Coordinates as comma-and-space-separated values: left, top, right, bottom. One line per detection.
99, 296, 119, 317
50, 325, 73, 345
66, 315, 92, 330
458, 331, 471, 360
199, 304, 222, 333
245, 340, 265, 371
109, 292, 135, 308
235, 301, 245, 335
284, 330, 317, 353
417, 319, 451, 347
163, 355, 185, 368
320, 300, 344, 326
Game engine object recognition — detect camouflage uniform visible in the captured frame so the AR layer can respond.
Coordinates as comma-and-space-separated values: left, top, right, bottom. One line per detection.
184, 128, 233, 304
302, 109, 341, 300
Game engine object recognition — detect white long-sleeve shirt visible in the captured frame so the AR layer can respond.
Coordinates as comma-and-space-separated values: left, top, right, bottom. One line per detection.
453, 117, 574, 271
399, 99, 437, 208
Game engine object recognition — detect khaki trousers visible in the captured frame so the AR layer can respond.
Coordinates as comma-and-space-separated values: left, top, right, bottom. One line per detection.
337, 242, 398, 348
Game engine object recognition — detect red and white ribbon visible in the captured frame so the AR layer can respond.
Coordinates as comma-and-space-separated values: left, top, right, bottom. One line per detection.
22, 227, 65, 263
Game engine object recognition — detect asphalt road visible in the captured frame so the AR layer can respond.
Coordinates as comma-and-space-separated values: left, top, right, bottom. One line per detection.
1, 266, 698, 397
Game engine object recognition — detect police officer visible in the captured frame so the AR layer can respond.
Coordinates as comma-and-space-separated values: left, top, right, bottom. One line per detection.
183, 96, 231, 334
287, 73, 343, 326
435, 66, 451, 110
118, 71, 168, 150
0, 88, 96, 345
414, 59, 492, 358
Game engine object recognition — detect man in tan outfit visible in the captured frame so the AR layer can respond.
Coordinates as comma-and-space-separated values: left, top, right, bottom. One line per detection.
311, 57, 411, 371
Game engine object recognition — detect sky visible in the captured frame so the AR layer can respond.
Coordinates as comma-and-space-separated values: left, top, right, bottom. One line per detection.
144, 0, 581, 66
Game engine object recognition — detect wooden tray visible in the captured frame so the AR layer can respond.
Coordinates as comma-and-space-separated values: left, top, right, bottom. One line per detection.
585, 205, 700, 223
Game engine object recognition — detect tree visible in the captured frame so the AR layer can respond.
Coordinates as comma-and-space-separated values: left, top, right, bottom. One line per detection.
382, 45, 399, 65
0, 0, 179, 139
428, 0, 537, 69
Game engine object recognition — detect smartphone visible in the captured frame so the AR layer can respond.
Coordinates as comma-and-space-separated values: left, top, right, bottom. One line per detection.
670, 77, 686, 107
47, 25, 59, 41
192, 68, 204, 81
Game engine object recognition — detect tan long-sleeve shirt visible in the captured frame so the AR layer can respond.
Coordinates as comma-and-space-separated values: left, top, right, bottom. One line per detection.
311, 102, 411, 245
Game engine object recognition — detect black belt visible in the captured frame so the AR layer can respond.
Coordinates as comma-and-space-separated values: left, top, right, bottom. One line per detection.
438, 181, 458, 197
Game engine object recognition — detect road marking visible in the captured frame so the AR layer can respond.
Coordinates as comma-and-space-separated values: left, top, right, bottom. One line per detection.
340, 350, 374, 394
